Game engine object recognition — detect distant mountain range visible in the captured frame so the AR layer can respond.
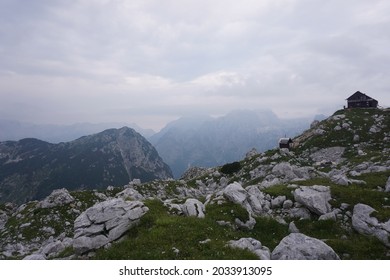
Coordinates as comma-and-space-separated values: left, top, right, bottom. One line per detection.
149, 110, 323, 178
0, 120, 155, 143
0, 110, 326, 199
0, 127, 172, 204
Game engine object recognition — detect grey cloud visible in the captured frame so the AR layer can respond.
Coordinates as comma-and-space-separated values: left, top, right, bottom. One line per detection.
0, 0, 389, 129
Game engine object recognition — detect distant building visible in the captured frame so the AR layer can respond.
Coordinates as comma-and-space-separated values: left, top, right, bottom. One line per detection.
279, 138, 293, 149
346, 91, 378, 108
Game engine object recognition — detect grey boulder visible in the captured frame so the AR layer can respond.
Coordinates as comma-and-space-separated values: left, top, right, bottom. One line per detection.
181, 198, 205, 218
223, 182, 247, 204
385, 176, 390, 192
38, 188, 75, 209
352, 203, 390, 247
73, 198, 149, 254
293, 185, 332, 215
271, 233, 340, 260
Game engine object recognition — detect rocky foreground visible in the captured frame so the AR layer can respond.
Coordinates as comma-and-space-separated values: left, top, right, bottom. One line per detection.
0, 108, 389, 260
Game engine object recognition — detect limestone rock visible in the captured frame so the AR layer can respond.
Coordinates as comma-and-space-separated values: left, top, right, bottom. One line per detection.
23, 254, 46, 260
272, 162, 311, 181
235, 215, 256, 230
0, 212, 8, 230
228, 238, 270, 260
288, 221, 300, 233
310, 120, 320, 128
331, 175, 351, 186
271, 196, 286, 209
288, 207, 312, 220
334, 125, 342, 131
352, 204, 390, 247
271, 233, 340, 260
282, 200, 294, 210
116, 187, 144, 201
180, 167, 208, 181
385, 176, 390, 193
369, 125, 381, 133
293, 185, 332, 215
38, 188, 75, 209
73, 198, 149, 254
181, 198, 205, 218
223, 182, 247, 204
245, 148, 258, 159
319, 211, 337, 221
246, 186, 264, 215
40, 240, 65, 258
310, 147, 345, 164
223, 183, 267, 216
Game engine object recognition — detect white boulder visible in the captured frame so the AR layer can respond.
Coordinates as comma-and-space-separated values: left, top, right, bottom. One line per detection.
352, 204, 390, 247
73, 198, 149, 254
223, 182, 247, 204
293, 185, 332, 215
181, 198, 205, 218
271, 233, 340, 260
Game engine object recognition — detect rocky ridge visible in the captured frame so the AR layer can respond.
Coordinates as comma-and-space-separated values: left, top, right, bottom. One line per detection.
0, 108, 389, 260
0, 127, 172, 204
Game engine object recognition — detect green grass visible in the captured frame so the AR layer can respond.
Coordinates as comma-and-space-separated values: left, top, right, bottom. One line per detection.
71, 190, 102, 211
295, 108, 389, 154
93, 199, 290, 259
262, 184, 294, 200
93, 199, 259, 260
294, 218, 389, 259
250, 217, 289, 250
327, 234, 389, 260
352, 171, 390, 190
206, 201, 250, 223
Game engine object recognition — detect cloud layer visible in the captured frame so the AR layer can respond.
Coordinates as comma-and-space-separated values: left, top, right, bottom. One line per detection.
1, 0, 389, 130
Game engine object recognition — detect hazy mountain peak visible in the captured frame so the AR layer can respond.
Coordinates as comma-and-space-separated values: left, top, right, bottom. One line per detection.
0, 127, 172, 204
150, 109, 311, 178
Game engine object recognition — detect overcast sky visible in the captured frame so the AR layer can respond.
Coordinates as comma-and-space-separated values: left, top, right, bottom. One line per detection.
1, 0, 389, 130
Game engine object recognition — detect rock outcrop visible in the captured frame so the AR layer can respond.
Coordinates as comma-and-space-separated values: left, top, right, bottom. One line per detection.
310, 147, 345, 164
73, 198, 149, 254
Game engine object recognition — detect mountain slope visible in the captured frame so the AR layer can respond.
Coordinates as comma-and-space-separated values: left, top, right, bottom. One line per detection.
150, 110, 312, 178
0, 127, 172, 204
0, 108, 389, 260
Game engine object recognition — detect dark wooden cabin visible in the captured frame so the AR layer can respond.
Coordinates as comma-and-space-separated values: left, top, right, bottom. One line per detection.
279, 138, 293, 149
346, 91, 378, 108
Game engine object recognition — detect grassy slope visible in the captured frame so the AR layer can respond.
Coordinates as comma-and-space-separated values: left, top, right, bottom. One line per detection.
94, 199, 288, 260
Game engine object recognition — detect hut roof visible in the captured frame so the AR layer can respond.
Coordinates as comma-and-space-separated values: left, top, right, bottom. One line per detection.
346, 91, 377, 102
279, 138, 292, 144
